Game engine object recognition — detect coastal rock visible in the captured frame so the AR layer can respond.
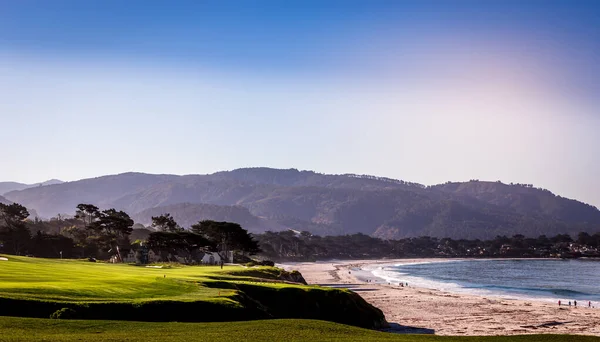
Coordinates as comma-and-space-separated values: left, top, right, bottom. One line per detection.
279, 270, 307, 285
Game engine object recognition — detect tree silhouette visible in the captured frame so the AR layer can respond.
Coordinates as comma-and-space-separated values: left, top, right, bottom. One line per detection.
151, 213, 182, 232
0, 203, 31, 255
191, 220, 261, 265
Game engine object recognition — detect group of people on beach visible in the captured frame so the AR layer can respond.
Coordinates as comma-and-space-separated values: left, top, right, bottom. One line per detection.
362, 278, 408, 288
558, 300, 594, 308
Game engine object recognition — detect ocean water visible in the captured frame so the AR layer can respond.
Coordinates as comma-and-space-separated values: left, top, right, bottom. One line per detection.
366, 259, 600, 303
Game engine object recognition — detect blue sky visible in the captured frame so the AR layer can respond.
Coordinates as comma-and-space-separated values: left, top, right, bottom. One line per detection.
1, 1, 599, 206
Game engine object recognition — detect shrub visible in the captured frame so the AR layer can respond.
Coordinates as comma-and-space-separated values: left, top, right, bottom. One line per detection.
234, 254, 254, 264
50, 308, 77, 319
245, 260, 275, 267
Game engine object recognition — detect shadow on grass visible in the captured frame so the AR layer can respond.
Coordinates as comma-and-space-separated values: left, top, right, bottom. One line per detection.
382, 322, 435, 334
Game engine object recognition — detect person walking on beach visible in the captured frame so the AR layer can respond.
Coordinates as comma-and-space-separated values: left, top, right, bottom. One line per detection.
574, 300, 577, 307
558, 300, 561, 306
589, 301, 592, 308
569, 301, 571, 306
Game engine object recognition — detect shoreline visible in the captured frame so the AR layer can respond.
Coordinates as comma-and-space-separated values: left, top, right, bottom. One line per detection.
350, 258, 592, 303
282, 259, 600, 336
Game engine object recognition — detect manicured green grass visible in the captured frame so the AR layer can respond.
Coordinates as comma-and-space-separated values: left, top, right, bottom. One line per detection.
0, 316, 598, 342
0, 254, 249, 303
0, 255, 385, 328
0, 254, 323, 303
1, 256, 598, 340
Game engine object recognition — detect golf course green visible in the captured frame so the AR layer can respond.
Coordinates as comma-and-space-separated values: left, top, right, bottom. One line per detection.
1, 255, 598, 342
0, 254, 384, 328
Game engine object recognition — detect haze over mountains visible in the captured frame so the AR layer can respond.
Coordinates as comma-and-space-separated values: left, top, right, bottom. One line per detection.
0, 195, 10, 205
0, 179, 64, 196
3, 168, 599, 240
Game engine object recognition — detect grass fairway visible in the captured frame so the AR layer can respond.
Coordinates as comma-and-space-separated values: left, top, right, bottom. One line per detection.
0, 316, 598, 342
0, 254, 237, 303
0, 255, 385, 328
1, 256, 597, 341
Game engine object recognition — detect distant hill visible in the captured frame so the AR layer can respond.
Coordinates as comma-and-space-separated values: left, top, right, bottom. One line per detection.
0, 195, 38, 218
433, 181, 600, 223
0, 182, 28, 195
0, 195, 11, 205
37, 179, 64, 186
3, 168, 600, 239
4, 173, 177, 218
0, 179, 64, 195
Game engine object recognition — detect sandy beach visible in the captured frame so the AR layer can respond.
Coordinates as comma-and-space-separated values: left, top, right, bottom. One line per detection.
283, 259, 600, 336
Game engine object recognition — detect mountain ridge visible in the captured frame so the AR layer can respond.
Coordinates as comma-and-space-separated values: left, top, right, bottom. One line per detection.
0, 179, 64, 195
0, 195, 11, 205
3, 168, 599, 239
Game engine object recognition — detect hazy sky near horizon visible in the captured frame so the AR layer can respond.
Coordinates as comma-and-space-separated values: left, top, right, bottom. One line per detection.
1, 1, 599, 206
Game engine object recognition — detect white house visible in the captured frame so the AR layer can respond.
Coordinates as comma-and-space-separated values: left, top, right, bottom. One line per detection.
147, 249, 160, 263
201, 252, 219, 265
201, 251, 233, 265
122, 250, 137, 263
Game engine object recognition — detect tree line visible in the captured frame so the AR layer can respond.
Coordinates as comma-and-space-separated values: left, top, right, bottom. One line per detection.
3, 201, 600, 262
0, 203, 260, 261
255, 231, 600, 261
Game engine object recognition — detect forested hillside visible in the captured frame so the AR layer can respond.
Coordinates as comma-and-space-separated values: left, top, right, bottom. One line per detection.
434, 181, 600, 224
4, 168, 600, 239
